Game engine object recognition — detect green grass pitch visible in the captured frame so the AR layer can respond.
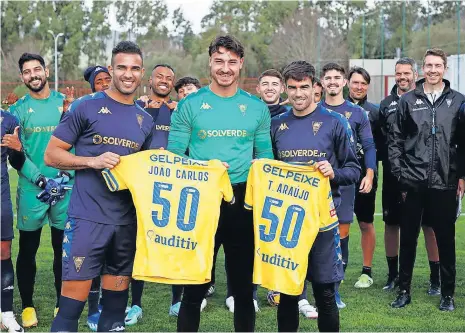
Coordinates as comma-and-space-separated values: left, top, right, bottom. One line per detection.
7, 168, 465, 331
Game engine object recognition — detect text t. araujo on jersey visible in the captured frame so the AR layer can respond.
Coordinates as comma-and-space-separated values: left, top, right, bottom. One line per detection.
102, 150, 234, 284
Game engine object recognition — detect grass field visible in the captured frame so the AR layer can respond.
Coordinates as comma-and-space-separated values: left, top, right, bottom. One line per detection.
7, 168, 465, 332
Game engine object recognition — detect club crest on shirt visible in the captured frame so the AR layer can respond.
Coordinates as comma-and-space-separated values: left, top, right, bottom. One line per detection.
312, 121, 322, 135
344, 111, 352, 119
73, 256, 85, 273
238, 104, 247, 116
137, 114, 144, 128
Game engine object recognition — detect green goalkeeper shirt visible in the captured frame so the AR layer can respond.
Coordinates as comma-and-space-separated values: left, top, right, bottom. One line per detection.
168, 86, 273, 184
8, 90, 74, 189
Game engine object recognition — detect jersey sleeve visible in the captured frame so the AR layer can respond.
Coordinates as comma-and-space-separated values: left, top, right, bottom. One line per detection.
167, 100, 191, 158
318, 180, 339, 232
101, 163, 128, 192
254, 105, 273, 159
358, 110, 377, 171
244, 165, 254, 210
53, 100, 87, 146
220, 169, 234, 203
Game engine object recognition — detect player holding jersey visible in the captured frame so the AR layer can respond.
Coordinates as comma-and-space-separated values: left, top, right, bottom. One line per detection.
8, 53, 74, 328
168, 35, 273, 332
46, 41, 154, 332
271, 60, 360, 332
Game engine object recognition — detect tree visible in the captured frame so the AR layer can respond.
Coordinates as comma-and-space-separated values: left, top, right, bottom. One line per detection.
83, 1, 112, 66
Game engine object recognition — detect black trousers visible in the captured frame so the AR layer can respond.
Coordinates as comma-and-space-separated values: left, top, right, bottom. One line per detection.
399, 187, 457, 296
177, 183, 255, 332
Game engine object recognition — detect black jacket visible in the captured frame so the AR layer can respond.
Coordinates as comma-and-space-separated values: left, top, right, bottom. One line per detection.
388, 78, 465, 190
379, 84, 401, 164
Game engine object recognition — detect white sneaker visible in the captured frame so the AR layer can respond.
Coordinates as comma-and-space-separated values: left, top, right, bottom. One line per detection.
1, 312, 24, 332
253, 299, 260, 312
298, 299, 318, 319
225, 296, 235, 313
200, 298, 207, 312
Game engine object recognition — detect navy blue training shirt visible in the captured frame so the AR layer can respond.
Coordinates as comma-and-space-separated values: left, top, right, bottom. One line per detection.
53, 92, 154, 225
1, 110, 20, 201
136, 99, 173, 149
271, 105, 361, 207
321, 100, 376, 171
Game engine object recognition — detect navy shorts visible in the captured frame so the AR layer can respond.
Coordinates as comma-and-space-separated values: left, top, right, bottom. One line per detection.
337, 184, 355, 224
1, 199, 14, 241
306, 227, 344, 284
62, 218, 136, 281
354, 175, 378, 223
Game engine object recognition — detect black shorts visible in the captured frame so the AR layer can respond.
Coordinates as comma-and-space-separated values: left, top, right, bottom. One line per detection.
354, 171, 378, 223
1, 198, 14, 241
62, 218, 137, 281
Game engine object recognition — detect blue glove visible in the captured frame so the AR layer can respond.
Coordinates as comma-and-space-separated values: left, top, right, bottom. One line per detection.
35, 172, 73, 206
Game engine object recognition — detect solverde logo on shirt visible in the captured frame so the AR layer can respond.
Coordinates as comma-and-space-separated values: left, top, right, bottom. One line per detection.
93, 134, 139, 149
197, 129, 249, 140
24, 126, 57, 134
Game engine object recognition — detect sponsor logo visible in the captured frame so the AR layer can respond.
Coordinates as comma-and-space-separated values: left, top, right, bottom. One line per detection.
2, 286, 14, 291
197, 129, 248, 139
200, 102, 212, 110
389, 100, 398, 107
278, 123, 289, 131
312, 121, 322, 135
65, 221, 71, 230
63, 235, 69, 243
415, 99, 424, 105
24, 126, 57, 134
73, 256, 85, 272
27, 108, 34, 113
155, 125, 170, 131
62, 249, 67, 258
412, 107, 428, 112
136, 114, 144, 128
94, 66, 103, 73
92, 135, 140, 149
98, 106, 111, 114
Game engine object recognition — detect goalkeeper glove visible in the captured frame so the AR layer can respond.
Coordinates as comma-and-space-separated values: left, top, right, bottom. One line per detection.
35, 171, 73, 206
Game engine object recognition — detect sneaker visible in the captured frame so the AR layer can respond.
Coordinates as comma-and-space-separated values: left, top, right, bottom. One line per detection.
54, 307, 59, 318
87, 312, 100, 332
21, 307, 38, 328
390, 290, 411, 308
125, 306, 131, 314
253, 299, 260, 313
201, 298, 207, 312
335, 290, 346, 309
225, 296, 234, 313
169, 302, 181, 317
1, 312, 24, 333
206, 284, 216, 297
439, 296, 455, 311
354, 274, 374, 289
427, 283, 441, 296
383, 275, 399, 291
124, 305, 142, 326
298, 299, 318, 319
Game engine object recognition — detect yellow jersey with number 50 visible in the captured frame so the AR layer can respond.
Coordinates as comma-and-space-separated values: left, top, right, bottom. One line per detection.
245, 159, 338, 295
102, 150, 233, 284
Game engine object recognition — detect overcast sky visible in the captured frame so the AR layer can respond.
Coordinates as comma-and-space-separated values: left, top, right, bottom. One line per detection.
166, 0, 214, 34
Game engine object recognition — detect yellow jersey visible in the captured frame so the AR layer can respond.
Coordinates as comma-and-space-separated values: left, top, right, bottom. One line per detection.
102, 150, 234, 284
245, 159, 338, 295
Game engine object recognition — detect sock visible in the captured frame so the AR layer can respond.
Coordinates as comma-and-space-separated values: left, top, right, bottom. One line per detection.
277, 293, 299, 332
16, 229, 42, 309
312, 282, 339, 332
1, 259, 14, 312
172, 285, 184, 305
362, 266, 372, 278
386, 256, 398, 279
131, 280, 144, 307
51, 227, 64, 308
50, 296, 86, 332
340, 236, 349, 272
98, 288, 128, 332
429, 260, 440, 286
252, 284, 258, 301
88, 276, 101, 316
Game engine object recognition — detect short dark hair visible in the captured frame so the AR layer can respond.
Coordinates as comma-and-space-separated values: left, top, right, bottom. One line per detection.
111, 41, 143, 65
152, 64, 175, 74
395, 57, 417, 73
313, 78, 323, 88
174, 77, 201, 93
258, 69, 284, 83
423, 48, 447, 68
282, 61, 316, 84
348, 66, 371, 84
321, 63, 346, 78
18, 53, 45, 72
208, 35, 244, 58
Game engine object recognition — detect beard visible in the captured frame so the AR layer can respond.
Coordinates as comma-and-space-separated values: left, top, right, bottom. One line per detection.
25, 76, 47, 93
